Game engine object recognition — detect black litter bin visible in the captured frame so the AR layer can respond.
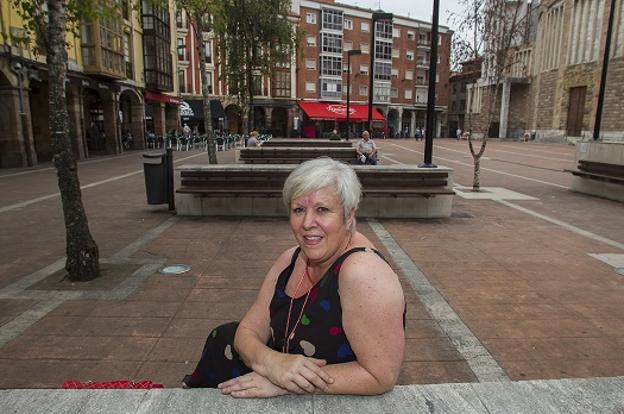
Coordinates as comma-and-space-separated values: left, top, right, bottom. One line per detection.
143, 151, 168, 204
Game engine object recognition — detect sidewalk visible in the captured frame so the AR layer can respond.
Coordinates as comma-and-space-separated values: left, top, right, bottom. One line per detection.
0, 142, 623, 409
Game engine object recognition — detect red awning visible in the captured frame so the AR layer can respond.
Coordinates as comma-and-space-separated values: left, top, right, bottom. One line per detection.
298, 102, 385, 121
144, 90, 181, 105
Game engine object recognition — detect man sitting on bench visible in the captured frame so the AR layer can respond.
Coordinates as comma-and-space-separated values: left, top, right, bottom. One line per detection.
355, 130, 378, 165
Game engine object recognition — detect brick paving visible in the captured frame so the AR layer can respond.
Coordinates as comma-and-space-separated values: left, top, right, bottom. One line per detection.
0, 139, 623, 389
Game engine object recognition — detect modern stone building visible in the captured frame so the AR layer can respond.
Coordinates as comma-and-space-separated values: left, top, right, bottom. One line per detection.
467, 0, 624, 142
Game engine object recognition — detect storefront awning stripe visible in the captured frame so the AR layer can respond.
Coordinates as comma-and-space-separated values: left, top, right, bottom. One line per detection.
144, 90, 181, 105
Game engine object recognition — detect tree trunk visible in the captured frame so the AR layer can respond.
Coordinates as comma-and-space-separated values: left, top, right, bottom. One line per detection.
472, 156, 481, 191
194, 15, 217, 164
48, 0, 99, 281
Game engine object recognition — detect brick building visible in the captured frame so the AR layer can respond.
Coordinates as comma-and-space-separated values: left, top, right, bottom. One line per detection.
448, 58, 482, 136
293, 0, 453, 138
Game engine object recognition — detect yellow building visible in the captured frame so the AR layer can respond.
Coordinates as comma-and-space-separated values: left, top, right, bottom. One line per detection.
0, 0, 180, 168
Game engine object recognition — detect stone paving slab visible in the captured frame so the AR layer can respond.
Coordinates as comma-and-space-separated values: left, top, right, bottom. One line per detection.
1, 377, 623, 414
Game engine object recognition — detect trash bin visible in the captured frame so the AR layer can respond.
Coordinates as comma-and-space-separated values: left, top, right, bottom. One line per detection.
143, 151, 168, 205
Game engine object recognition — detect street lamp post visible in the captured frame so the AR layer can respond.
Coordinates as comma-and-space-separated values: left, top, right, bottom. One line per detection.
419, 0, 439, 168
367, 11, 393, 135
346, 49, 362, 139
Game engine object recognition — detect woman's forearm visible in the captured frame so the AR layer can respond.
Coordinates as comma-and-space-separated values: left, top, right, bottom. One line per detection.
233, 324, 276, 377
320, 361, 397, 395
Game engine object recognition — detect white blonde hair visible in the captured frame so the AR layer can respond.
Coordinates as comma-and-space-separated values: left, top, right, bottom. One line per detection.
283, 158, 361, 231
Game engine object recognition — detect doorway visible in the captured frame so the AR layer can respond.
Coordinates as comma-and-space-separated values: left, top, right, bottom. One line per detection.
566, 86, 586, 137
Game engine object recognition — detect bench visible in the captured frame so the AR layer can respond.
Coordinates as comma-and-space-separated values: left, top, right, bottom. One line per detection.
566, 159, 624, 202
236, 147, 361, 164
261, 139, 353, 148
175, 164, 454, 218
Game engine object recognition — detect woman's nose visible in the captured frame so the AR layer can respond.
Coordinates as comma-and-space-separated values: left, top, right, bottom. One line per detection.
302, 211, 317, 229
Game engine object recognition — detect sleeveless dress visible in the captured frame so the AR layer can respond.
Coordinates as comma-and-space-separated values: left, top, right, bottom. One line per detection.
183, 246, 394, 388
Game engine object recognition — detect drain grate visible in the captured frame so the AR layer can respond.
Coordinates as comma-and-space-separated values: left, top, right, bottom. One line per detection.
160, 264, 191, 275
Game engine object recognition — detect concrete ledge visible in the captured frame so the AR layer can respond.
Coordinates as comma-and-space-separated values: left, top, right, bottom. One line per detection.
2, 377, 623, 413
175, 164, 455, 218
570, 176, 624, 203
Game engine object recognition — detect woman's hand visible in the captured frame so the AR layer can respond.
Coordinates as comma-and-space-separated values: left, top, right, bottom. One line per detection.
264, 353, 334, 394
218, 372, 288, 398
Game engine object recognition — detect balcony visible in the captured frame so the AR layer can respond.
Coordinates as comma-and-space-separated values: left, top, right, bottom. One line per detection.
417, 41, 431, 50
80, 19, 126, 80
416, 60, 430, 69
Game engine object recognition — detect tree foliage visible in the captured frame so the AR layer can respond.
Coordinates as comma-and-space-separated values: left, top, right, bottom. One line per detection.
214, 0, 295, 132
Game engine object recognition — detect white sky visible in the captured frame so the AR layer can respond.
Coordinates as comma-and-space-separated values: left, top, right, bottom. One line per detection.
340, 0, 464, 29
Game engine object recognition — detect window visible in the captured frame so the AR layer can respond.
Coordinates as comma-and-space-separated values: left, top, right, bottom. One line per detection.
405, 69, 413, 80
361, 22, 369, 32
418, 32, 429, 46
206, 70, 213, 94
320, 55, 342, 76
177, 38, 186, 61
321, 33, 342, 53
272, 70, 291, 97
359, 85, 368, 96
124, 32, 133, 79
376, 42, 392, 60
375, 21, 392, 40
343, 63, 350, 73
360, 64, 369, 75
176, 10, 187, 29
416, 74, 425, 85
344, 40, 353, 51
344, 19, 353, 30
306, 12, 317, 24
122, 0, 130, 20
252, 73, 262, 95
306, 36, 316, 47
391, 48, 399, 58
569, 0, 604, 65
405, 89, 413, 99
204, 40, 212, 64
407, 31, 415, 40
361, 43, 370, 54
391, 87, 398, 98
306, 59, 316, 70
373, 83, 391, 102
374, 62, 391, 80
178, 70, 185, 93
322, 9, 343, 31
391, 68, 399, 78
406, 51, 414, 61
538, 3, 564, 71
306, 82, 316, 92
466, 83, 482, 113
392, 27, 400, 38
436, 74, 439, 83
321, 79, 342, 98
614, 0, 624, 57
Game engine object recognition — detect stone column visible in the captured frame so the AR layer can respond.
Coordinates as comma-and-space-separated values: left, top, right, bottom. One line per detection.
499, 79, 511, 139
165, 104, 179, 132
265, 107, 272, 134
102, 92, 121, 154
0, 86, 34, 167
131, 102, 146, 149
410, 111, 416, 138
152, 102, 166, 137
67, 85, 86, 160
397, 108, 404, 137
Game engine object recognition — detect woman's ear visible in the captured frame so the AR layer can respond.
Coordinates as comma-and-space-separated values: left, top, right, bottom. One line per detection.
346, 208, 355, 229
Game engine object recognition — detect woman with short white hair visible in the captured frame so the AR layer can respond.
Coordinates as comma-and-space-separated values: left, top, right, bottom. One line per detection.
183, 158, 405, 397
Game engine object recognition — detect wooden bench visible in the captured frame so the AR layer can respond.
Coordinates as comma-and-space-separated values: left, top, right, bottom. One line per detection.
175, 164, 455, 218
236, 147, 360, 164
566, 160, 624, 185
262, 139, 353, 148
566, 159, 624, 203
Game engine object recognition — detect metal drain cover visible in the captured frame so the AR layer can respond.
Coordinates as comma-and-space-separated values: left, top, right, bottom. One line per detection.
616, 267, 624, 276
160, 264, 191, 275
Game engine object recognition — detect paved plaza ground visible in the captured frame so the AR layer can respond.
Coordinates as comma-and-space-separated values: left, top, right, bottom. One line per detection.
0, 139, 623, 409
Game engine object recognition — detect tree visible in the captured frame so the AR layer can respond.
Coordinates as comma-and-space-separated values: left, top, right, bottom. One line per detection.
450, 0, 533, 190
214, 0, 295, 133
174, 0, 220, 164
11, 0, 115, 281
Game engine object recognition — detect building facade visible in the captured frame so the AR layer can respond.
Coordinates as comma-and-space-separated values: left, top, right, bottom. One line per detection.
0, 0, 180, 169
293, 0, 452, 138
468, 0, 624, 142
448, 58, 482, 136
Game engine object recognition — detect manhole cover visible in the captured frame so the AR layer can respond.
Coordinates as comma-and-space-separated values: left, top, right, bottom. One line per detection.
616, 267, 624, 276
160, 264, 191, 275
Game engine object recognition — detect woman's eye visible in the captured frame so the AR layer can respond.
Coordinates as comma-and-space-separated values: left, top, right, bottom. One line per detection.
316, 207, 329, 214
292, 207, 304, 214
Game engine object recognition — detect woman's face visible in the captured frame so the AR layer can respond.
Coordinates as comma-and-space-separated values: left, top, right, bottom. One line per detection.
289, 186, 353, 266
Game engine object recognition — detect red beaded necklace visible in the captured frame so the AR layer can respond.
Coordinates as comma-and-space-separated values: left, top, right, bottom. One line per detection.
282, 262, 313, 353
